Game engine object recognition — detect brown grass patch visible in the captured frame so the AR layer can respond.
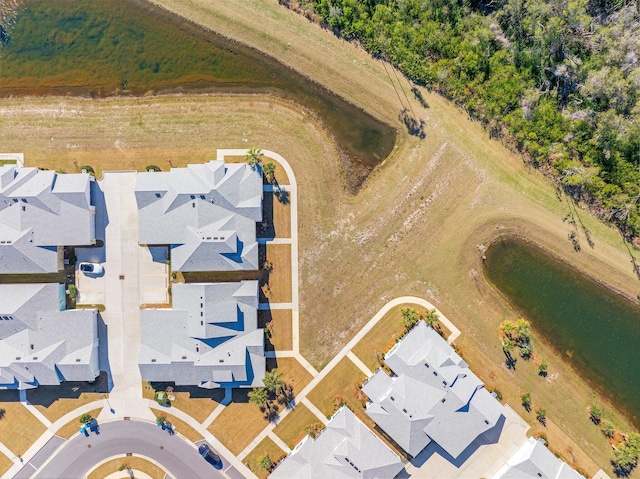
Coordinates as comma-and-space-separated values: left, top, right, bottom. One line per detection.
351, 305, 406, 370
142, 382, 224, 423
260, 192, 291, 239
208, 389, 272, 456
262, 244, 292, 303
87, 455, 167, 479
159, 411, 204, 443
242, 436, 287, 479
274, 358, 313, 396
0, 392, 47, 456
306, 358, 366, 418
273, 403, 322, 449
55, 407, 103, 440
260, 309, 293, 352
0, 451, 13, 477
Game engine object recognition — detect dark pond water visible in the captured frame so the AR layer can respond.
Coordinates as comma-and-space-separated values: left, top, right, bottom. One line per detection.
0, 0, 395, 167
484, 237, 640, 428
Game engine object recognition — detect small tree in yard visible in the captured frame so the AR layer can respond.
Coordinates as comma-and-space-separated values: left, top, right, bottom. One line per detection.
79, 413, 92, 424
521, 392, 532, 412
156, 415, 166, 426
536, 408, 547, 426
256, 452, 274, 471
602, 420, 616, 438
263, 370, 285, 394
538, 362, 548, 377
590, 405, 602, 424
246, 147, 263, 168
248, 387, 269, 407
263, 162, 276, 182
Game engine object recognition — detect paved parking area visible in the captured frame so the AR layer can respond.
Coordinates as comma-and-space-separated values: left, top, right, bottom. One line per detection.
139, 246, 168, 305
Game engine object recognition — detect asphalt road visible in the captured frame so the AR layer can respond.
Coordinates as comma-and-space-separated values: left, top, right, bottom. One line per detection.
33, 421, 227, 479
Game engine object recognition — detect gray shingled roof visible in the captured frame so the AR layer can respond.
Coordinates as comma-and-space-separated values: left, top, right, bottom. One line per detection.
139, 281, 264, 388
363, 321, 503, 458
0, 166, 95, 274
135, 161, 262, 272
0, 283, 99, 389
493, 437, 584, 479
270, 406, 404, 479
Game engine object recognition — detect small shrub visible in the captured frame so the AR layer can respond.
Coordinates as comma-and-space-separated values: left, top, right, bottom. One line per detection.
535, 433, 549, 446
256, 452, 274, 471
589, 405, 602, 424
538, 362, 548, 377
146, 165, 161, 172
118, 464, 126, 471
154, 391, 170, 406
521, 392, 532, 411
304, 422, 324, 438
602, 420, 616, 438
79, 165, 95, 176
488, 388, 502, 401
156, 415, 166, 425
68, 284, 77, 299
79, 413, 92, 424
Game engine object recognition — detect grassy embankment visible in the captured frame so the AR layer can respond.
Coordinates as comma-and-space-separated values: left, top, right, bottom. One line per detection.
2, 0, 640, 473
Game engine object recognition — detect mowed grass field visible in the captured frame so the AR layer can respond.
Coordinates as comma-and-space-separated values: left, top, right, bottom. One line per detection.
3, 0, 640, 472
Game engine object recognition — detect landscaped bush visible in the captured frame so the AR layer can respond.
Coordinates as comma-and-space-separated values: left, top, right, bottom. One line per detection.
146, 165, 161, 172
154, 391, 170, 406
79, 165, 95, 176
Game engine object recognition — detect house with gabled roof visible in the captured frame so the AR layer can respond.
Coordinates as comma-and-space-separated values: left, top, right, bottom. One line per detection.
269, 406, 404, 479
139, 280, 264, 388
493, 437, 583, 479
0, 165, 96, 274
135, 160, 262, 272
362, 320, 503, 460
0, 283, 99, 389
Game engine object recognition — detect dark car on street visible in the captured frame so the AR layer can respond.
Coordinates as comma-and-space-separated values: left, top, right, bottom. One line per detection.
198, 444, 222, 469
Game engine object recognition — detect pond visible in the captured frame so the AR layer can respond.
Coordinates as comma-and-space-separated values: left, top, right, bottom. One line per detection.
484, 237, 640, 428
0, 0, 395, 169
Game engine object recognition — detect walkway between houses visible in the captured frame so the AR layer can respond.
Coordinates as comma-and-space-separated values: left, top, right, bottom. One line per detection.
99, 172, 146, 414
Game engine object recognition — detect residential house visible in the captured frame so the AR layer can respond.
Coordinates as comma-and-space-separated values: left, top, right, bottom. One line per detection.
362, 320, 503, 459
0, 283, 99, 389
135, 160, 262, 272
270, 406, 404, 479
493, 437, 583, 479
139, 281, 264, 388
0, 165, 96, 274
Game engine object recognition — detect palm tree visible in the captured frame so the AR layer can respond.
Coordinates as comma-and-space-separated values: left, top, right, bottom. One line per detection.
263, 370, 285, 394
248, 387, 269, 407
246, 147, 263, 169
263, 162, 276, 183
423, 308, 439, 327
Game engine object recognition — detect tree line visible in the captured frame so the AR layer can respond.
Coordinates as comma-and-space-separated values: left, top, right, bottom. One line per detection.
283, 0, 640, 240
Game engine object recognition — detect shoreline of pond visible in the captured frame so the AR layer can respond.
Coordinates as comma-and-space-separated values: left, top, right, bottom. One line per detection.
483, 234, 640, 431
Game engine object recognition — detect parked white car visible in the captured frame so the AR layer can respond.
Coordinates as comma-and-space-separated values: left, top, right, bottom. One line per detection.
79, 262, 104, 275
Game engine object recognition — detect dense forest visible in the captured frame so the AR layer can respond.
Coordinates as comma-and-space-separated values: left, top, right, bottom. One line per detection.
284, 0, 640, 240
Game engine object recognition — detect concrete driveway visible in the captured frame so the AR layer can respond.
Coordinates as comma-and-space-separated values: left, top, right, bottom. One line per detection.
76, 180, 108, 305
139, 246, 168, 305
33, 420, 227, 479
